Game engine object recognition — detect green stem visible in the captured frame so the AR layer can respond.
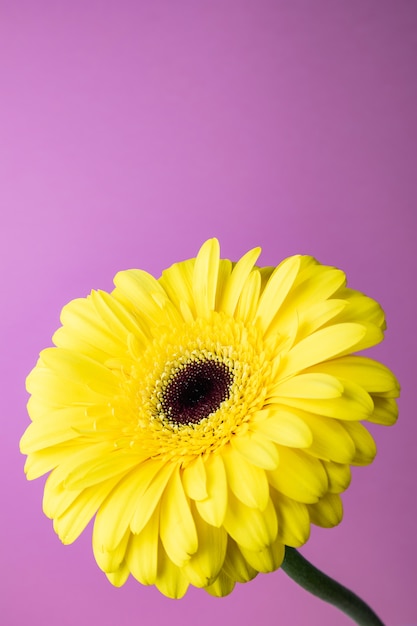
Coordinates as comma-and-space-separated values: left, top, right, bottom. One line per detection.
281, 547, 385, 626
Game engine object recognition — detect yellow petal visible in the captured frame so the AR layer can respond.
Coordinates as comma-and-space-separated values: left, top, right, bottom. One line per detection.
126, 505, 159, 585
182, 456, 207, 500
235, 269, 261, 323
308, 493, 343, 528
160, 466, 198, 567
258, 266, 275, 290
231, 433, 279, 470
322, 461, 351, 494
52, 475, 120, 545
43, 449, 129, 521
270, 373, 344, 400
193, 238, 220, 318
219, 247, 261, 316
39, 347, 122, 395
94, 527, 131, 572
214, 259, 233, 309
24, 440, 95, 481
39, 441, 109, 489
255, 255, 301, 333
64, 450, 147, 491
182, 504, 227, 587
113, 269, 180, 327
58, 296, 126, 355
222, 445, 269, 509
238, 535, 285, 573
223, 491, 278, 551
26, 366, 104, 407
90, 289, 146, 343
309, 356, 400, 396
159, 258, 196, 320
26, 394, 55, 421
292, 409, 356, 463
222, 538, 258, 583
267, 448, 328, 504
255, 409, 313, 448
368, 396, 398, 425
266, 264, 346, 338
20, 407, 87, 451
333, 288, 386, 329
344, 322, 384, 352
93, 460, 165, 552
52, 326, 110, 363
155, 543, 189, 599
130, 462, 175, 534
105, 562, 130, 587
279, 323, 368, 378
53, 442, 121, 491
270, 490, 310, 547
273, 377, 374, 421
204, 571, 235, 597
294, 299, 347, 341
43, 475, 81, 519
195, 454, 227, 527
341, 422, 376, 465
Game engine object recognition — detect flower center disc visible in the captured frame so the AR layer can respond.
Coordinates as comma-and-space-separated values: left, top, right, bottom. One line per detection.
161, 359, 233, 425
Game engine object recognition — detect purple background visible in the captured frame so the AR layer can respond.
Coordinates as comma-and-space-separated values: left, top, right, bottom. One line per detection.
1, 2, 416, 625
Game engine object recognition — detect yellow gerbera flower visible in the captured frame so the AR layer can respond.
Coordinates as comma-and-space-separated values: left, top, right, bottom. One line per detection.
20, 239, 399, 599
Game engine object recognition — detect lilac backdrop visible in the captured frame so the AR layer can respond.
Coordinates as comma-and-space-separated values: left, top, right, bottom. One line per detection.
1, 2, 416, 625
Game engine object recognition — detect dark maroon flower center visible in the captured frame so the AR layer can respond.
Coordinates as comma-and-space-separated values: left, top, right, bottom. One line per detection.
162, 359, 233, 425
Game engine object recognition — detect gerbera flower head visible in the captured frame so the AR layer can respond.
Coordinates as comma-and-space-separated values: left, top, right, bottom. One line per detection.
20, 239, 399, 598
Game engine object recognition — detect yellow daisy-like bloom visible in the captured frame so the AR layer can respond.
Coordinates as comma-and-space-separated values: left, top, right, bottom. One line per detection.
20, 239, 399, 598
